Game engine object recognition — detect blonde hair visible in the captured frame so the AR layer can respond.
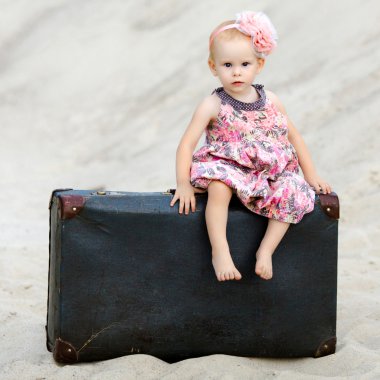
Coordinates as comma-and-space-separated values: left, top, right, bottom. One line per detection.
208, 20, 250, 62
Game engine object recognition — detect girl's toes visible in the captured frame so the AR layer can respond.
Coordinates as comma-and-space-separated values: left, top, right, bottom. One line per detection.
234, 270, 242, 280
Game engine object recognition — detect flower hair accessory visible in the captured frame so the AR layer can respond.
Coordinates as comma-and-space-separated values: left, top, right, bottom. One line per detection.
209, 11, 278, 58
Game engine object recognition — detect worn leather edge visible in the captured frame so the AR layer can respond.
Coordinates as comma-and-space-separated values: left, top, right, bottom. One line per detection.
168, 188, 340, 220
319, 192, 340, 219
53, 338, 79, 363
48, 188, 73, 209
58, 194, 86, 219
314, 336, 337, 358
46, 193, 66, 354
46, 325, 53, 352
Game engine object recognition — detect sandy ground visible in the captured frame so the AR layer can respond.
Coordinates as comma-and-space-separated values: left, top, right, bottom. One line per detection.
1, 0, 380, 378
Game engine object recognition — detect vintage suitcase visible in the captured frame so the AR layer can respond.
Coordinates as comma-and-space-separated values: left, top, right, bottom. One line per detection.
46, 189, 339, 363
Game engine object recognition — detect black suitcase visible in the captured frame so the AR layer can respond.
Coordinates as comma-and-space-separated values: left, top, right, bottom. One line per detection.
46, 189, 339, 363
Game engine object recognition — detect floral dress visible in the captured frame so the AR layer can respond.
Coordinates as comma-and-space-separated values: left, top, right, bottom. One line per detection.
190, 84, 315, 224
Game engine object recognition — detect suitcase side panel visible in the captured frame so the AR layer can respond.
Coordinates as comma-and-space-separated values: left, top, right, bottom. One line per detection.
46, 196, 62, 352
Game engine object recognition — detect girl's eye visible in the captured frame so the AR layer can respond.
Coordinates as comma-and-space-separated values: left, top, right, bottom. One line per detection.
242, 62, 250, 67
224, 63, 232, 68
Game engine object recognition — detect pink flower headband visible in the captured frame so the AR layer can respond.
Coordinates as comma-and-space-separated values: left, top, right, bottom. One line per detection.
209, 11, 278, 58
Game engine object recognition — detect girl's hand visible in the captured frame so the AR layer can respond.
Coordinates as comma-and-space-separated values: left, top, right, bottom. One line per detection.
304, 173, 332, 195
170, 183, 197, 215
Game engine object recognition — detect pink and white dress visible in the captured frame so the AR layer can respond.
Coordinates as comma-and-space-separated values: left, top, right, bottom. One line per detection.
190, 84, 315, 224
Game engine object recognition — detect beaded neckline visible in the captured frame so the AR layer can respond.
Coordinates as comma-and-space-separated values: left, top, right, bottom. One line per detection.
213, 84, 266, 111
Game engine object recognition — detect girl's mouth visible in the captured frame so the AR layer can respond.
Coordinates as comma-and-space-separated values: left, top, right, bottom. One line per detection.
232, 81, 244, 86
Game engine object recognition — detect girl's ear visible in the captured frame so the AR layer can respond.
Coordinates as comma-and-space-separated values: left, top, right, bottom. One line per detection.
208, 58, 218, 76
257, 58, 266, 74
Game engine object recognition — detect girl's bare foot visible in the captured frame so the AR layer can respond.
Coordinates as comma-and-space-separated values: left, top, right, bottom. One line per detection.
255, 249, 273, 280
212, 247, 242, 281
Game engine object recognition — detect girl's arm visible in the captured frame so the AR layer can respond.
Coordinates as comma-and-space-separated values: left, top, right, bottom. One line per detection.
267, 91, 332, 194
170, 95, 219, 214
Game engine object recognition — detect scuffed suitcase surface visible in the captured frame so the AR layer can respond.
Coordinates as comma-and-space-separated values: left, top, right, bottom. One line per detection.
47, 190, 338, 363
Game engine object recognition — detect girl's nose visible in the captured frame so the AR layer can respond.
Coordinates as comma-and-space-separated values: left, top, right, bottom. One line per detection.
233, 67, 241, 76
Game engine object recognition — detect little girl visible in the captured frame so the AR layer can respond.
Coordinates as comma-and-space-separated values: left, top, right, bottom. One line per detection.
170, 11, 331, 282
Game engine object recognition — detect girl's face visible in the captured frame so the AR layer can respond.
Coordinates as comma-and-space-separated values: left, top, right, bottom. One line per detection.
209, 37, 265, 99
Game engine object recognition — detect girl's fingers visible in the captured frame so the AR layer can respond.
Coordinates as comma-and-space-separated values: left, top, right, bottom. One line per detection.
170, 193, 178, 206
312, 182, 321, 194
179, 197, 184, 214
318, 182, 332, 194
184, 200, 190, 214
320, 184, 327, 194
314, 182, 325, 194
171, 193, 196, 214
308, 179, 332, 194
191, 196, 196, 212
185, 197, 196, 214
320, 182, 330, 194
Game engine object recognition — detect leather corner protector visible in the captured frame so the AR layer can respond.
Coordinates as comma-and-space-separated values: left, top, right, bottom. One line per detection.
314, 336, 337, 358
319, 192, 340, 219
53, 338, 79, 363
58, 194, 86, 219
49, 189, 73, 209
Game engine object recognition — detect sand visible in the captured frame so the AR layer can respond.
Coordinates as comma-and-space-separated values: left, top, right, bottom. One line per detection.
1, 0, 380, 378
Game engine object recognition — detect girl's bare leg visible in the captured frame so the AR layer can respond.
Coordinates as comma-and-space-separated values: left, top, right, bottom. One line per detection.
206, 181, 242, 281
255, 219, 290, 280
